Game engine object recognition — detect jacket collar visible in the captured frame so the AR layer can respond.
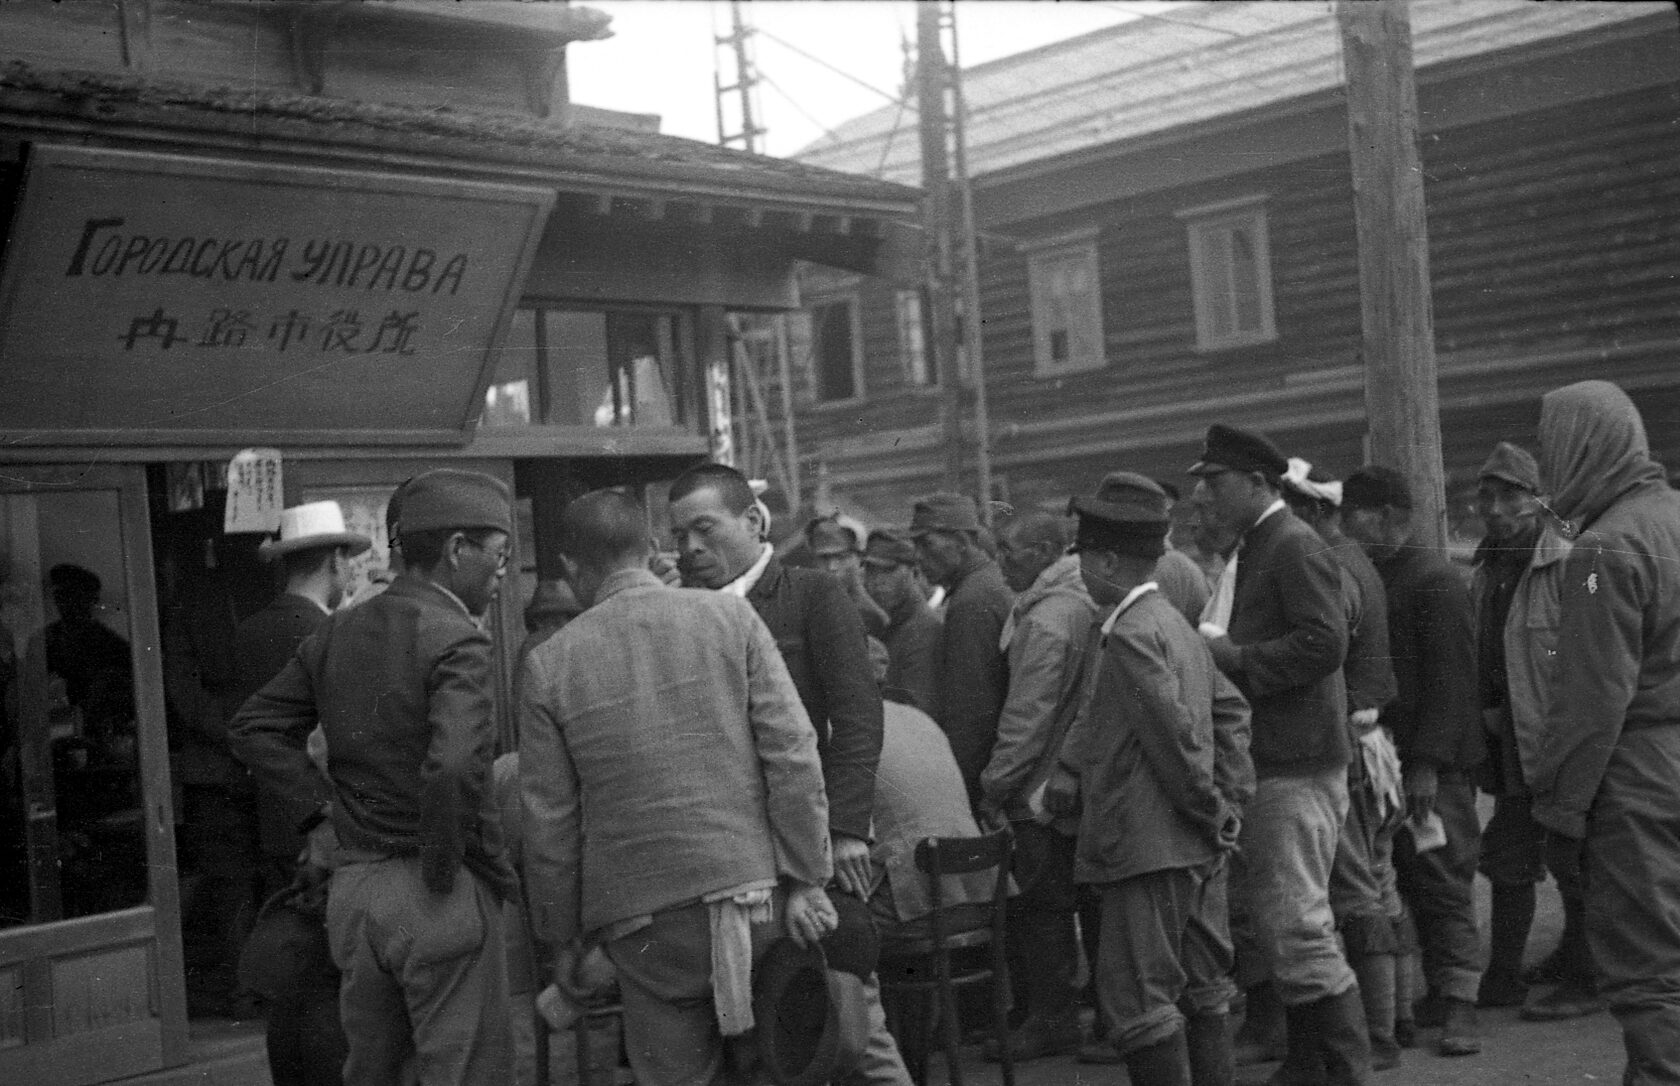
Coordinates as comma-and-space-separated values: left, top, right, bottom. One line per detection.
1014, 553, 1087, 614
743, 550, 784, 601
595, 567, 665, 606
1530, 523, 1573, 570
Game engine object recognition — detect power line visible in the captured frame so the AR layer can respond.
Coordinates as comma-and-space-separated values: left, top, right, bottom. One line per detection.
759, 71, 847, 148
755, 26, 904, 105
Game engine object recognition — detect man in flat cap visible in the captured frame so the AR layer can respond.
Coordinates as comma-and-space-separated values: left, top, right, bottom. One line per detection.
977, 510, 1099, 1060
1466, 442, 1598, 1021
1046, 472, 1253, 1085
1528, 382, 1680, 1085
863, 529, 942, 717
1188, 424, 1368, 1082
1342, 465, 1484, 1058
909, 492, 1014, 801
807, 513, 892, 639
232, 468, 518, 1086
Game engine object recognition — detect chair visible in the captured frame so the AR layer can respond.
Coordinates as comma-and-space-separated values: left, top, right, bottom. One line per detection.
878, 828, 1015, 1086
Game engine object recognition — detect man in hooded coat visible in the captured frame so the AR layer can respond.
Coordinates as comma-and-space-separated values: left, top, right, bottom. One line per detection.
1527, 380, 1680, 1085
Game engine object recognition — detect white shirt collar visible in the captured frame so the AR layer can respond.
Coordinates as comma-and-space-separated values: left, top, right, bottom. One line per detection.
721, 543, 775, 598
1100, 581, 1159, 637
1253, 498, 1286, 530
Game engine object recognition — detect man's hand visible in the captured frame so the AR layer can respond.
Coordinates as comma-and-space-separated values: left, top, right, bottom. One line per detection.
831, 833, 873, 899
1404, 762, 1440, 822
784, 883, 839, 948
302, 816, 340, 873
1043, 765, 1080, 819
648, 550, 682, 587
1203, 634, 1241, 675
1215, 810, 1242, 853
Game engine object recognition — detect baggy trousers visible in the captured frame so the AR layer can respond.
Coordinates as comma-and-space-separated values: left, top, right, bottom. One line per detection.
1393, 771, 1483, 1004
326, 857, 512, 1086
1004, 820, 1079, 1020
1231, 768, 1358, 1006
1586, 726, 1680, 1086
1094, 860, 1234, 1056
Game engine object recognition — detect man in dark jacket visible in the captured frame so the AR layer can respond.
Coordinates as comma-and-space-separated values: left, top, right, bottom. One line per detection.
668, 463, 884, 901
910, 492, 1013, 802
1190, 424, 1368, 1084
231, 469, 517, 1086
235, 502, 369, 902
862, 529, 942, 716
1048, 472, 1254, 1086
1342, 466, 1484, 1058
1528, 381, 1680, 1086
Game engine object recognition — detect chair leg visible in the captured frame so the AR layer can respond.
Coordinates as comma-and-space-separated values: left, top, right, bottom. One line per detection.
994, 975, 1016, 1086
940, 979, 966, 1086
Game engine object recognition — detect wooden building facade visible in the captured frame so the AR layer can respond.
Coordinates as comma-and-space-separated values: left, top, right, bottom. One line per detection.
789, 0, 1680, 530
0, 3, 916, 1083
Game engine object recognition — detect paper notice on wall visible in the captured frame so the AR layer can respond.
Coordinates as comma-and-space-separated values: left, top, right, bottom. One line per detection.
224, 448, 284, 534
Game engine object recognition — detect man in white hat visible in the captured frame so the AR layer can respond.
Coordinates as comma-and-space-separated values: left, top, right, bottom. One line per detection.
236, 501, 370, 902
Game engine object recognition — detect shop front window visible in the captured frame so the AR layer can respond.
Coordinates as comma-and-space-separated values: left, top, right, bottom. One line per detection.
1, 490, 147, 928
481, 306, 690, 430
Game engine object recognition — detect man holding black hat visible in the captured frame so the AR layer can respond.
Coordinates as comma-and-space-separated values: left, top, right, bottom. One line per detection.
909, 492, 1013, 800
1342, 464, 1484, 1058
1046, 472, 1253, 1086
1188, 424, 1368, 1083
1467, 442, 1597, 1020
232, 468, 518, 1086
862, 529, 942, 717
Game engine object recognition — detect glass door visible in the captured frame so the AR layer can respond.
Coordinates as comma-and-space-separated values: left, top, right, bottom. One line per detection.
0, 466, 185, 1085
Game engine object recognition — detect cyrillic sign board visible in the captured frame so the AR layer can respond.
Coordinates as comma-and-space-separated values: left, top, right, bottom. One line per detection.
0, 146, 553, 444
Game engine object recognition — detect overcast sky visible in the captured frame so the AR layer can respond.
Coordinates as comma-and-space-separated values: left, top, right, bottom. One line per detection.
567, 1, 1155, 158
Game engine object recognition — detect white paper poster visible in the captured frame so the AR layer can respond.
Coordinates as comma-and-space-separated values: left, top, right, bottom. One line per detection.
224, 448, 284, 534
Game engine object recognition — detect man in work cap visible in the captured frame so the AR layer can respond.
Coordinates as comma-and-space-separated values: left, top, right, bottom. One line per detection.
1047, 471, 1254, 1083
862, 529, 941, 716
1342, 464, 1485, 1058
1186, 424, 1369, 1082
232, 467, 517, 1086
909, 492, 1014, 802
807, 513, 891, 638
1527, 382, 1680, 1084
1468, 441, 1598, 1022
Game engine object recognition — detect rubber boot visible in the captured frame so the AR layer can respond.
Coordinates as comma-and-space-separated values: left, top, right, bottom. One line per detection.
1266, 1002, 1326, 1086
1438, 998, 1481, 1057
1186, 1012, 1234, 1086
1350, 954, 1400, 1071
1125, 1027, 1192, 1086
1314, 987, 1374, 1086
1235, 982, 1286, 1066
1479, 883, 1535, 1007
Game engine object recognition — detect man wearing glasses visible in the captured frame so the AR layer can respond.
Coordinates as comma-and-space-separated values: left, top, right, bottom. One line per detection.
233, 468, 518, 1086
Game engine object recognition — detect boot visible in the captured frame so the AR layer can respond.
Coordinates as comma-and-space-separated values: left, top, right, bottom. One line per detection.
1313, 987, 1374, 1086
1350, 954, 1400, 1071
1478, 883, 1535, 1007
1186, 1012, 1234, 1086
1234, 982, 1286, 1065
1525, 886, 1588, 985
1437, 998, 1481, 1057
1391, 913, 1420, 1047
1125, 1027, 1192, 1086
1267, 1001, 1326, 1086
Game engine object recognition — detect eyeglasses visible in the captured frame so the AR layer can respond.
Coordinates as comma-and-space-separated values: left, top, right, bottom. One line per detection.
462, 537, 510, 571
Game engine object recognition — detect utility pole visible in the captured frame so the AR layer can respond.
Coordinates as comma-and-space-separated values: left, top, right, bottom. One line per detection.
945, 2, 993, 517
918, 0, 966, 494
714, 0, 765, 154
1337, 0, 1447, 549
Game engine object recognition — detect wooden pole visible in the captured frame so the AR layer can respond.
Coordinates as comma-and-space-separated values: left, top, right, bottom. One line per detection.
947, 3, 994, 520
918, 0, 965, 493
1337, 0, 1447, 550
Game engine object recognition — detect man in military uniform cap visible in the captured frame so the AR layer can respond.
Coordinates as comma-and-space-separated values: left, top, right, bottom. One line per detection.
1189, 425, 1369, 1084
232, 468, 518, 1086
863, 529, 942, 716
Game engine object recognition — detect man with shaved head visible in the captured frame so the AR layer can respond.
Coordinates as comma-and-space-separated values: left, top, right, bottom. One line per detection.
979, 510, 1100, 1060
520, 488, 838, 1086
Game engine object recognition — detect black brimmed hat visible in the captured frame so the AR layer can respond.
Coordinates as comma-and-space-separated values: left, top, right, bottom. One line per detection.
1188, 424, 1289, 478
1342, 465, 1414, 511
1068, 472, 1171, 530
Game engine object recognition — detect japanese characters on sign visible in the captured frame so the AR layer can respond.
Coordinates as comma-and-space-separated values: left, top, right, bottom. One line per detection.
0, 146, 554, 441
224, 448, 285, 534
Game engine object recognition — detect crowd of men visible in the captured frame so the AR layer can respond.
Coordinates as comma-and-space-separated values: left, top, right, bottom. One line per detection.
216, 377, 1680, 1086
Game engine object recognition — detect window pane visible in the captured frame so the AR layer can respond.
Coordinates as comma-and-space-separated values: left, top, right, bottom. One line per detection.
1231, 227, 1263, 332
895, 290, 930, 386
813, 301, 856, 402
2, 490, 147, 927
1197, 228, 1234, 340
481, 307, 537, 427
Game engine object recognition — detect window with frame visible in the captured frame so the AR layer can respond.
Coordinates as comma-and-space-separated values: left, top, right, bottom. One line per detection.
1026, 234, 1105, 377
894, 289, 934, 387
789, 296, 863, 404
1181, 197, 1277, 351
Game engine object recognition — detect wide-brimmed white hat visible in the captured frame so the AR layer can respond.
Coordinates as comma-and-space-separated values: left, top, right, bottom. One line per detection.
258, 501, 373, 562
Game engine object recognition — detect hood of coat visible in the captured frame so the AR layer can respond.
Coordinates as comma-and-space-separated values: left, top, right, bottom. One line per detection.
1539, 381, 1666, 529
1013, 553, 1090, 616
